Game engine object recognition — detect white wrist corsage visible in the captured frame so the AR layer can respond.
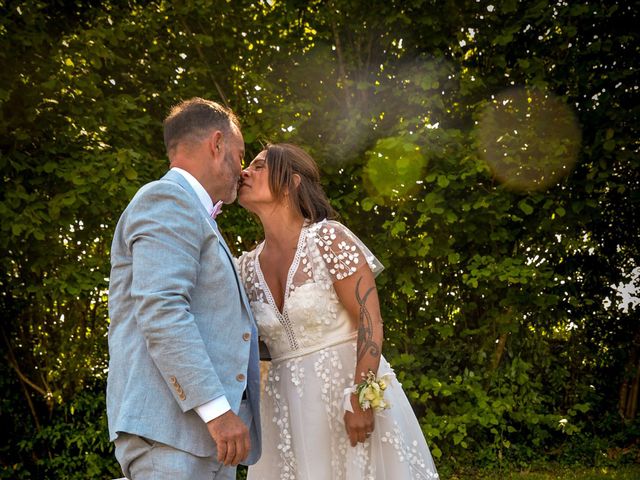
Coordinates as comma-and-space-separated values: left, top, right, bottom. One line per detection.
343, 370, 392, 413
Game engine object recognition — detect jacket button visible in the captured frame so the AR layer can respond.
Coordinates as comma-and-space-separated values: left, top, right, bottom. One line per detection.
170, 376, 177, 384
242, 332, 251, 341
236, 373, 246, 382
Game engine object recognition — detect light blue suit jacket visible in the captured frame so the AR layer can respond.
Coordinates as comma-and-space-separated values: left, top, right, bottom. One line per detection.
107, 170, 261, 463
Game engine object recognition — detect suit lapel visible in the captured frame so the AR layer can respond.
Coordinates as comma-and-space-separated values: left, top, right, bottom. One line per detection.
160, 170, 255, 322
206, 217, 254, 317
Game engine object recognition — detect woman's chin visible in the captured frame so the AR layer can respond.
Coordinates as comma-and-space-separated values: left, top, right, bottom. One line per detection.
237, 194, 252, 210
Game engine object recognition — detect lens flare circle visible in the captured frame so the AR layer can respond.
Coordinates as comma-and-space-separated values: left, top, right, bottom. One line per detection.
364, 137, 426, 199
477, 87, 581, 192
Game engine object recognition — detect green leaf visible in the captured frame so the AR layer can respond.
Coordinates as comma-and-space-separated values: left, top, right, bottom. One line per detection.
361, 197, 374, 212
448, 252, 461, 264
603, 139, 616, 151
518, 200, 534, 215
62, 194, 76, 206
124, 168, 138, 180
437, 324, 454, 339
437, 175, 450, 188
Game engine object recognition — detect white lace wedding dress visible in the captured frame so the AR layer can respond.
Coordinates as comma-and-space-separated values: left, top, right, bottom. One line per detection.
238, 220, 439, 480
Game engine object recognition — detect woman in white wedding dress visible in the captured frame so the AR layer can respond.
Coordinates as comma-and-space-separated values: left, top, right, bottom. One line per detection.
237, 143, 439, 479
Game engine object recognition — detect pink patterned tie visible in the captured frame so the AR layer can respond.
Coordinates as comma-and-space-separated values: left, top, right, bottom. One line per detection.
211, 200, 223, 219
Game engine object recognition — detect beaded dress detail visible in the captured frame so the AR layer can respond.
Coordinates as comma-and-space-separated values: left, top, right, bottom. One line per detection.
238, 220, 439, 479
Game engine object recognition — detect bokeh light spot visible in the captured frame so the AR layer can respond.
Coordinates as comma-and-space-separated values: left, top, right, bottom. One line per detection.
364, 137, 426, 200
476, 87, 581, 192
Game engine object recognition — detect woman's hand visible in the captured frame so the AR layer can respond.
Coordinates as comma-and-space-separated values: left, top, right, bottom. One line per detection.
344, 393, 375, 446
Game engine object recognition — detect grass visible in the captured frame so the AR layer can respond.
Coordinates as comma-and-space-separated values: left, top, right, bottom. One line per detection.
448, 465, 640, 479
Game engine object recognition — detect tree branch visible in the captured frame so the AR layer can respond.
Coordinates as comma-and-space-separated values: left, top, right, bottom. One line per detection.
180, 21, 231, 108
1, 327, 45, 430
329, 9, 351, 110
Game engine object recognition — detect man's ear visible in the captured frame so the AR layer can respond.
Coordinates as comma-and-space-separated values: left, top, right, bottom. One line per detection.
209, 130, 224, 157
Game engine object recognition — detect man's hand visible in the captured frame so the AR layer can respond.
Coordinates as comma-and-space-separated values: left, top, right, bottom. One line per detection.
344, 393, 375, 447
207, 410, 250, 466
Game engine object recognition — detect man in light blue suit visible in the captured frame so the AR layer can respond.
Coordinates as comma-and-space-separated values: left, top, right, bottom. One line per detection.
107, 98, 261, 479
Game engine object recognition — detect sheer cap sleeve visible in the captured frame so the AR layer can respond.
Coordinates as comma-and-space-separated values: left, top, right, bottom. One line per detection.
309, 219, 384, 282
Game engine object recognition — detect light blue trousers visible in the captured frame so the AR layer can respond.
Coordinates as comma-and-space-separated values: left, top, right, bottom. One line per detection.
115, 433, 236, 480
114, 402, 253, 480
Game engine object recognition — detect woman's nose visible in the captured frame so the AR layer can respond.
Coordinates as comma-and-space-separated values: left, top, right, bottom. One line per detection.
241, 169, 250, 178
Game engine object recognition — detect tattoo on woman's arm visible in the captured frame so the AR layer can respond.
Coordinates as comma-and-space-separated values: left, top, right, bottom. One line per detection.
355, 277, 380, 362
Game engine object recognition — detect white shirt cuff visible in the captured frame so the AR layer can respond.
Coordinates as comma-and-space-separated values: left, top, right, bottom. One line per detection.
195, 396, 231, 423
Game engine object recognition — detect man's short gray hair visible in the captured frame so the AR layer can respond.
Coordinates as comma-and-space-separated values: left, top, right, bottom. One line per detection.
163, 98, 240, 156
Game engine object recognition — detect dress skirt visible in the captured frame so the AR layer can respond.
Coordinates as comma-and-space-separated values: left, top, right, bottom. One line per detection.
247, 339, 439, 480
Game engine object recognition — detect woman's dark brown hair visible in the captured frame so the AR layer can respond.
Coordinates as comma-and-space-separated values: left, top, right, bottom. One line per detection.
264, 143, 338, 223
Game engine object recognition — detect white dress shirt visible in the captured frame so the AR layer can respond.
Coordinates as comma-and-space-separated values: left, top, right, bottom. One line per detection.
171, 167, 231, 423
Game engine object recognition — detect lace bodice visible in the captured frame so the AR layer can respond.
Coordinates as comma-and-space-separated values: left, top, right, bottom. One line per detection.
237, 220, 383, 361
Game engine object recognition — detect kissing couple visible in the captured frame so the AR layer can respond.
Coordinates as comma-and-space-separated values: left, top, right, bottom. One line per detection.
107, 97, 439, 479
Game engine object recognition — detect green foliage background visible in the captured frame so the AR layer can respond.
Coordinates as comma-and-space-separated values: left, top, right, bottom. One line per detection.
1, 0, 638, 478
